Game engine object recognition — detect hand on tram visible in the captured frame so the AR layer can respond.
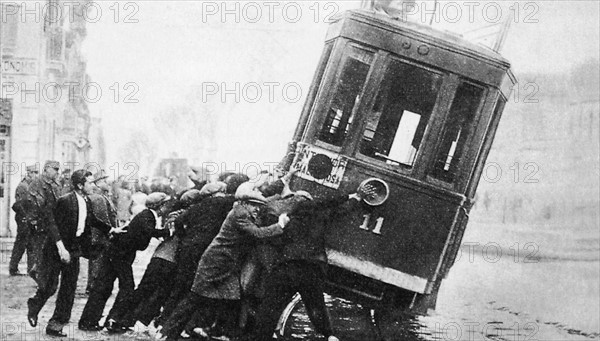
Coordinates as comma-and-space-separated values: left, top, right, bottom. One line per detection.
278, 213, 290, 228
355, 183, 377, 201
282, 168, 299, 183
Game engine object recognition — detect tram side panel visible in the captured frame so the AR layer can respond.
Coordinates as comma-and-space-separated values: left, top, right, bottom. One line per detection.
290, 159, 461, 295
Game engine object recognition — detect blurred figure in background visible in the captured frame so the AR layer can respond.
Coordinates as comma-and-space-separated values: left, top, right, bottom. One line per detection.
114, 180, 133, 225
9, 164, 39, 276
59, 168, 72, 196
140, 176, 151, 194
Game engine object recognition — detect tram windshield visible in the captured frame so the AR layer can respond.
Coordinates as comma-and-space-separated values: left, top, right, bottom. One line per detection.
360, 59, 442, 167
319, 47, 373, 147
430, 82, 484, 182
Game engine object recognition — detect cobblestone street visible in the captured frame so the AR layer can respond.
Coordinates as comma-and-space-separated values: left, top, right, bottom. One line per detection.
0, 239, 156, 341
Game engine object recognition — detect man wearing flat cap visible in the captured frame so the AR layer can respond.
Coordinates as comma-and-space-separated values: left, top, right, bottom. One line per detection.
81, 192, 174, 332
85, 171, 118, 294
9, 164, 39, 276
158, 185, 290, 340
159, 182, 235, 322
26, 160, 61, 281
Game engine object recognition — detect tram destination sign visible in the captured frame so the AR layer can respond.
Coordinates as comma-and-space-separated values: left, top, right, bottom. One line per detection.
292, 143, 347, 190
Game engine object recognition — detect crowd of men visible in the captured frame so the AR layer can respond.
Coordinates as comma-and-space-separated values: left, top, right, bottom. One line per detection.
9, 159, 373, 341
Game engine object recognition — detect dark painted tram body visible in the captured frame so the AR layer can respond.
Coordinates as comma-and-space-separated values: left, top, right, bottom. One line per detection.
283, 9, 515, 313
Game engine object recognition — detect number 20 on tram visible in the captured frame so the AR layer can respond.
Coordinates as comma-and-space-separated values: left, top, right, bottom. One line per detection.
282, 9, 516, 316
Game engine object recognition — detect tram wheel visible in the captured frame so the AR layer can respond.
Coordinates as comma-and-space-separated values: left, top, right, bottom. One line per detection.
275, 293, 380, 340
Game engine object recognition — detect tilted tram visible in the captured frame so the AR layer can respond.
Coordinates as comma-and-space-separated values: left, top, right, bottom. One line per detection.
277, 7, 516, 336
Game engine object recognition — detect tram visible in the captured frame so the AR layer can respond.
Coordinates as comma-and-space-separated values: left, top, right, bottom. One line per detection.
277, 4, 516, 336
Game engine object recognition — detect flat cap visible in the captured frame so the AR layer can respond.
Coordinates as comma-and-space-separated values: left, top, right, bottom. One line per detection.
26, 164, 39, 173
180, 189, 202, 203
44, 160, 60, 170
92, 169, 109, 183
235, 182, 267, 205
146, 192, 170, 208
199, 182, 227, 196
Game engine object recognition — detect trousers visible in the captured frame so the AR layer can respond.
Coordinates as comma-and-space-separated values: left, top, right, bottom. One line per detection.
113, 257, 176, 326
78, 251, 135, 326
9, 219, 34, 273
27, 239, 80, 332
248, 260, 334, 340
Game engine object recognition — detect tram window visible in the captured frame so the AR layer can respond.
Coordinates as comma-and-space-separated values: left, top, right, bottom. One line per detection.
360, 60, 442, 167
318, 49, 373, 146
431, 83, 484, 183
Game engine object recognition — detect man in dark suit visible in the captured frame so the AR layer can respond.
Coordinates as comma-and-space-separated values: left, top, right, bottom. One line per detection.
86, 171, 118, 293
27, 160, 61, 281
79, 192, 173, 332
27, 169, 108, 337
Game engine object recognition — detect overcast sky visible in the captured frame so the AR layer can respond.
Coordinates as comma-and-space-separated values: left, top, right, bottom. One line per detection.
81, 0, 600, 169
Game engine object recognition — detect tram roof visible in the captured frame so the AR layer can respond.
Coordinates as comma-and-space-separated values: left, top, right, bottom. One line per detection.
332, 9, 513, 72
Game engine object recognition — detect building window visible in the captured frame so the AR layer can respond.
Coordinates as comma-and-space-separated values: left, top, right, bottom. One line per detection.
359, 59, 442, 167
1, 3, 19, 55
318, 46, 373, 147
430, 82, 485, 183
47, 27, 64, 61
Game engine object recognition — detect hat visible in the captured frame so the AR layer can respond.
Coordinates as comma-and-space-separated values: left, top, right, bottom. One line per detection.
293, 190, 313, 201
199, 182, 227, 196
26, 164, 39, 173
235, 182, 267, 205
180, 189, 202, 203
44, 160, 60, 170
92, 169, 109, 183
146, 192, 170, 208
223, 173, 250, 194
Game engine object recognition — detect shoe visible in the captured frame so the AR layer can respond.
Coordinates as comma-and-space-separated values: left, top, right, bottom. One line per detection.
105, 319, 126, 333
26, 301, 38, 327
153, 331, 166, 340
9, 270, 26, 276
78, 322, 103, 331
191, 327, 209, 338
45, 329, 67, 337
132, 321, 149, 334
327, 336, 340, 341
27, 315, 37, 328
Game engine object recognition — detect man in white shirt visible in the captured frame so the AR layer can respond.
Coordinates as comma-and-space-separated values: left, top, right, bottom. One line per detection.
27, 169, 108, 337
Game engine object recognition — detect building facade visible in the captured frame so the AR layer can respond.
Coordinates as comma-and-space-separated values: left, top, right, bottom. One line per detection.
471, 67, 600, 232
0, 0, 102, 236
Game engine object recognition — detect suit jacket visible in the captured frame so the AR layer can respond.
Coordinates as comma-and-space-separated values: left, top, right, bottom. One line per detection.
52, 192, 111, 256
191, 203, 284, 300
111, 209, 170, 256
28, 175, 61, 233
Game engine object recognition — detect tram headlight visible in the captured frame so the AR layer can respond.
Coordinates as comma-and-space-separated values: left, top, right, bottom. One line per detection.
358, 178, 390, 206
